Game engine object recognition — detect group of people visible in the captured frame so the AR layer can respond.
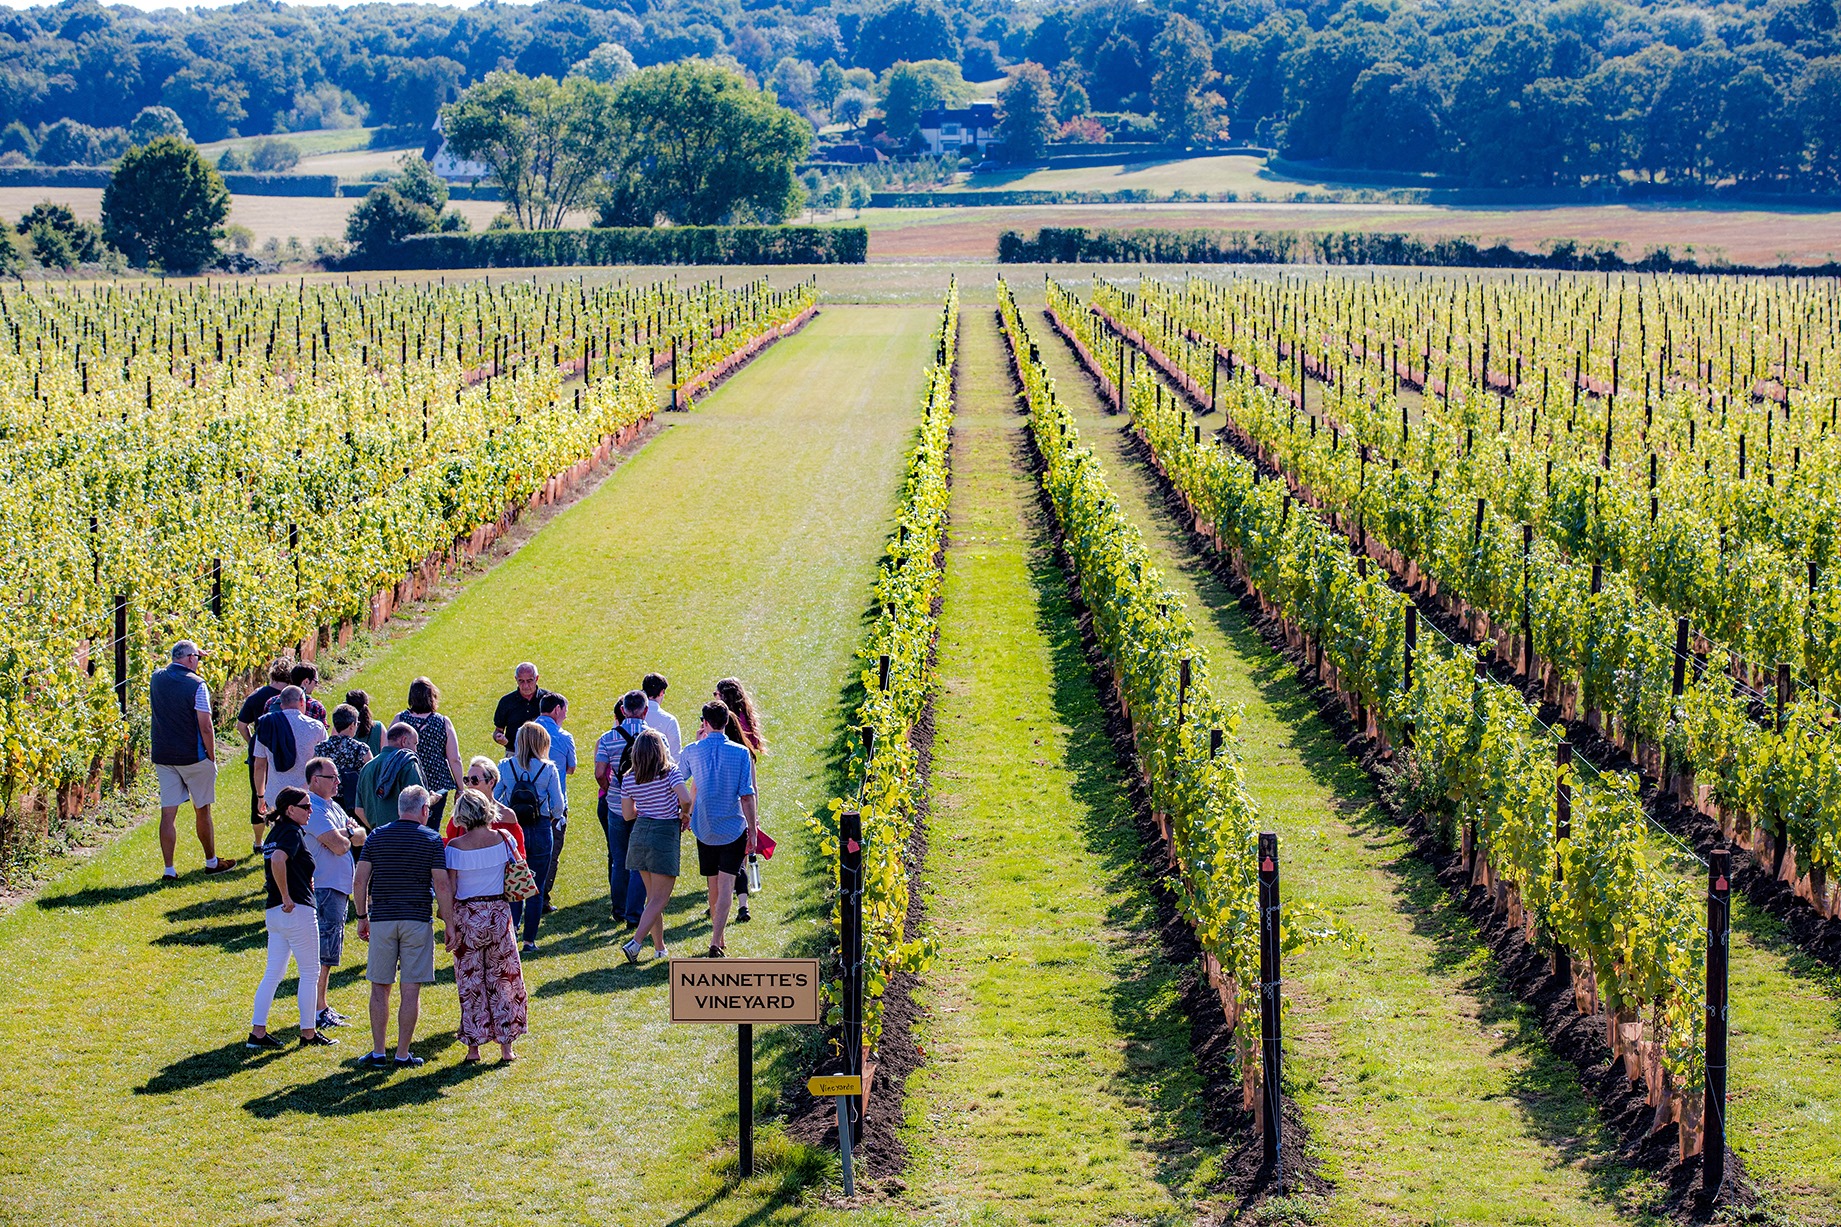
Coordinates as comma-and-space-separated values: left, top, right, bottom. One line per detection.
149, 641, 769, 1066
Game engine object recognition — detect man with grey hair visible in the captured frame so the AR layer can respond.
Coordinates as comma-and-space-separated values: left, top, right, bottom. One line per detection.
493, 661, 550, 749
252, 684, 326, 829
353, 785, 453, 1068
151, 640, 234, 879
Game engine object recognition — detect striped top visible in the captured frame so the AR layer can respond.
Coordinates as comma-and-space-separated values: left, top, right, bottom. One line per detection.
620, 766, 686, 821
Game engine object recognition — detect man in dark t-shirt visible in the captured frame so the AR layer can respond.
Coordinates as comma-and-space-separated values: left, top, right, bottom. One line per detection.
493, 661, 551, 751
237, 660, 294, 847
353, 786, 453, 1068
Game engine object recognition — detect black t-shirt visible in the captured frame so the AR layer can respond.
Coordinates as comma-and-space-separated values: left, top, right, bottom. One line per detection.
494, 687, 550, 749
359, 820, 447, 922
263, 819, 316, 911
238, 685, 282, 762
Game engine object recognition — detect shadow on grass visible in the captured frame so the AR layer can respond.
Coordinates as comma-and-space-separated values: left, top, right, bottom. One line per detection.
135, 1038, 292, 1095
37, 879, 175, 911
240, 1036, 493, 1119
1056, 337, 1665, 1217
151, 919, 265, 953
1013, 422, 1221, 1199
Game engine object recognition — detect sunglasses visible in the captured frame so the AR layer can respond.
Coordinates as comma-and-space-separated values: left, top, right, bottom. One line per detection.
465, 774, 488, 785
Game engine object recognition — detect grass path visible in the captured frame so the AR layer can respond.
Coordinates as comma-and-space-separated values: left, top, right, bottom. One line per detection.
1032, 319, 1660, 1226
0, 306, 936, 1227
897, 307, 1219, 1224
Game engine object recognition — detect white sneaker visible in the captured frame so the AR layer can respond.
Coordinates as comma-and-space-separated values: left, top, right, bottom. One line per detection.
620, 938, 641, 964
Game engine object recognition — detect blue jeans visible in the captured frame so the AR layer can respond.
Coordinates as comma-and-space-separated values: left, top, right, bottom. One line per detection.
600, 795, 646, 922
510, 819, 555, 944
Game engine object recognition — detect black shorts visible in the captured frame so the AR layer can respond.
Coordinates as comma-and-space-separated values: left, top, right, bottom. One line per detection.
696, 835, 747, 879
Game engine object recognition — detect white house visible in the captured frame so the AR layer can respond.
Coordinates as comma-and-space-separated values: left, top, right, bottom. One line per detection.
918, 101, 997, 157
427, 114, 489, 183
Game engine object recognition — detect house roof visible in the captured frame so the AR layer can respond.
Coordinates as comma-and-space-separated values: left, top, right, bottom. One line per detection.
919, 101, 997, 128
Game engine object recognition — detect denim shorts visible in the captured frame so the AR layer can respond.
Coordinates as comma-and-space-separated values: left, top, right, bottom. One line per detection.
313, 887, 349, 966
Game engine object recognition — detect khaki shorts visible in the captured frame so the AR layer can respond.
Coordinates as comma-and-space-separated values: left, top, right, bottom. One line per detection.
366, 918, 436, 985
156, 760, 217, 809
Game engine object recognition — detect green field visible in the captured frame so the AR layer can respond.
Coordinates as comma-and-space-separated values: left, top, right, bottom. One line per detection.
957, 154, 1323, 198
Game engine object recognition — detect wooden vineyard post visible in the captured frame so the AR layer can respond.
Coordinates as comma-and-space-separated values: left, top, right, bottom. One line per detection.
1673, 618, 1690, 699
1210, 351, 1219, 412
211, 558, 223, 621
1776, 662, 1790, 734
738, 1022, 755, 1178
1553, 741, 1572, 982
112, 594, 128, 714
1258, 832, 1283, 1182
839, 806, 866, 1145
1704, 847, 1731, 1202
1521, 524, 1534, 672
1178, 657, 1191, 725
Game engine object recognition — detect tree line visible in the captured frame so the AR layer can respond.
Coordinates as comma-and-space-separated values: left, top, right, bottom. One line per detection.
4, 0, 1841, 191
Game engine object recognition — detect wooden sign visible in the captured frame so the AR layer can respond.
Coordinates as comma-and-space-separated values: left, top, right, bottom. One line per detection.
807, 1075, 862, 1097
668, 958, 822, 1024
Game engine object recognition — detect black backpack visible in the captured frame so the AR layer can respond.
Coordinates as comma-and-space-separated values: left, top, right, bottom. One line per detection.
614, 725, 640, 784
506, 761, 544, 825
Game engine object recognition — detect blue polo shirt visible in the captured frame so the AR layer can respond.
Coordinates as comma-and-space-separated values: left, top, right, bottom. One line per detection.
679, 730, 756, 846
536, 715, 576, 813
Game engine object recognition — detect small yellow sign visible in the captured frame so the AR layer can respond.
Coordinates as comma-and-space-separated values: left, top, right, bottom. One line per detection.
807, 1075, 863, 1097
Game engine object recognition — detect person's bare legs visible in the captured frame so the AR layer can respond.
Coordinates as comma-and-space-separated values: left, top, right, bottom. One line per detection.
316, 963, 332, 1013
368, 982, 392, 1055
395, 982, 422, 1058
159, 806, 179, 870
636, 871, 675, 953
193, 803, 216, 861
708, 871, 735, 951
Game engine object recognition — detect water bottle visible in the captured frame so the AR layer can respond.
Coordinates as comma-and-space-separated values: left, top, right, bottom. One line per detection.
745, 853, 762, 895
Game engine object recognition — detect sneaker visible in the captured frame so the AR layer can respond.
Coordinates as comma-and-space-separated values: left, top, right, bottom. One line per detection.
621, 938, 642, 965
325, 1010, 350, 1027
358, 1052, 392, 1069
706, 944, 726, 958
542, 901, 557, 915
245, 1031, 285, 1051
203, 858, 238, 875
300, 1031, 338, 1048
316, 1009, 347, 1030
735, 904, 751, 924
161, 869, 178, 882
520, 942, 537, 955
393, 1054, 425, 1069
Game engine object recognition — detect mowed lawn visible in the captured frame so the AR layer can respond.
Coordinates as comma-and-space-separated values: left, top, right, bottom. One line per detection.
0, 305, 935, 1226
899, 309, 1218, 1222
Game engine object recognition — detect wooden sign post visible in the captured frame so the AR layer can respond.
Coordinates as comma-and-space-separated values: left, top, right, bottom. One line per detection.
669, 957, 821, 1177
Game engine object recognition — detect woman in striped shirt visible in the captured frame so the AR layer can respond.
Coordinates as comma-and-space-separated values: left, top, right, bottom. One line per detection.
619, 729, 692, 964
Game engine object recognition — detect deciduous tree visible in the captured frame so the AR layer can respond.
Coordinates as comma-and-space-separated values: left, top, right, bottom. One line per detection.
996, 62, 1056, 163
100, 136, 228, 274
441, 71, 619, 229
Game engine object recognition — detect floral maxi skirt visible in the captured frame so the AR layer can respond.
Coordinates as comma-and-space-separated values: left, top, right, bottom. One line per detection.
453, 899, 528, 1046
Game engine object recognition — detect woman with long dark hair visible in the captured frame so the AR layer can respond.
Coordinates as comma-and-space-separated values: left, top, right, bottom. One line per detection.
346, 689, 383, 756
396, 676, 464, 797
714, 678, 764, 922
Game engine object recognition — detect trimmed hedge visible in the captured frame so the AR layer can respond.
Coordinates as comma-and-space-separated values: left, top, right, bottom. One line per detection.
347, 225, 868, 269
998, 225, 1841, 275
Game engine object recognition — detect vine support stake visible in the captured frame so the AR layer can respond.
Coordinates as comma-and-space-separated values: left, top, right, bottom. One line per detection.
1553, 741, 1572, 982
1178, 657, 1191, 724
1258, 831, 1283, 1185
877, 654, 890, 692
112, 594, 127, 714
839, 807, 865, 1145
1776, 663, 1790, 734
1704, 847, 1731, 1204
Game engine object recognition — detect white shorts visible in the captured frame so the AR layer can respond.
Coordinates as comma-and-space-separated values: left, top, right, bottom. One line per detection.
156, 760, 217, 809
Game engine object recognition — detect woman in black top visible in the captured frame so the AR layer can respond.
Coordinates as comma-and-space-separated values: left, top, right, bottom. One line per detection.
248, 787, 335, 1050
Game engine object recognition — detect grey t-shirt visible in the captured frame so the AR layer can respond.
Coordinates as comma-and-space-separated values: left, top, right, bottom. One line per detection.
305, 794, 358, 894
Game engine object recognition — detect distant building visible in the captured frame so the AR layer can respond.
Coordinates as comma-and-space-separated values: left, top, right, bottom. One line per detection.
427, 115, 488, 183
918, 102, 997, 157
814, 143, 886, 166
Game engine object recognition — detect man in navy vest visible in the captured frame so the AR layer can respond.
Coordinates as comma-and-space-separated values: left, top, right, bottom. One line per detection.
152, 640, 235, 880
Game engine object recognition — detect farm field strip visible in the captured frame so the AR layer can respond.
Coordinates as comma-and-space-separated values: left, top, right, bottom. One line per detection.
901, 303, 1215, 1220
0, 304, 935, 1227
1028, 312, 1657, 1226
1060, 280, 1841, 1223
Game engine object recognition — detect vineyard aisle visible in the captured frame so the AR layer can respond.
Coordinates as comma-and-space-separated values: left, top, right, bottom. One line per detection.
900, 308, 1217, 1219
1032, 322, 1660, 1226
0, 306, 937, 1227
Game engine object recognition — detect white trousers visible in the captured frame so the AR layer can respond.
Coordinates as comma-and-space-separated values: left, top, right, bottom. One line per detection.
252, 904, 321, 1033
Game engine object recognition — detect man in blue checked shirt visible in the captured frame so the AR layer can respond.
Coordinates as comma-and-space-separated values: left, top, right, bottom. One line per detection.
679, 699, 759, 958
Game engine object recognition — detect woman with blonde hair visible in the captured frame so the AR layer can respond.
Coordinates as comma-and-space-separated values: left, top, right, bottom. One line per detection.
619, 729, 692, 963
495, 722, 566, 953
444, 756, 525, 858
444, 788, 528, 1062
